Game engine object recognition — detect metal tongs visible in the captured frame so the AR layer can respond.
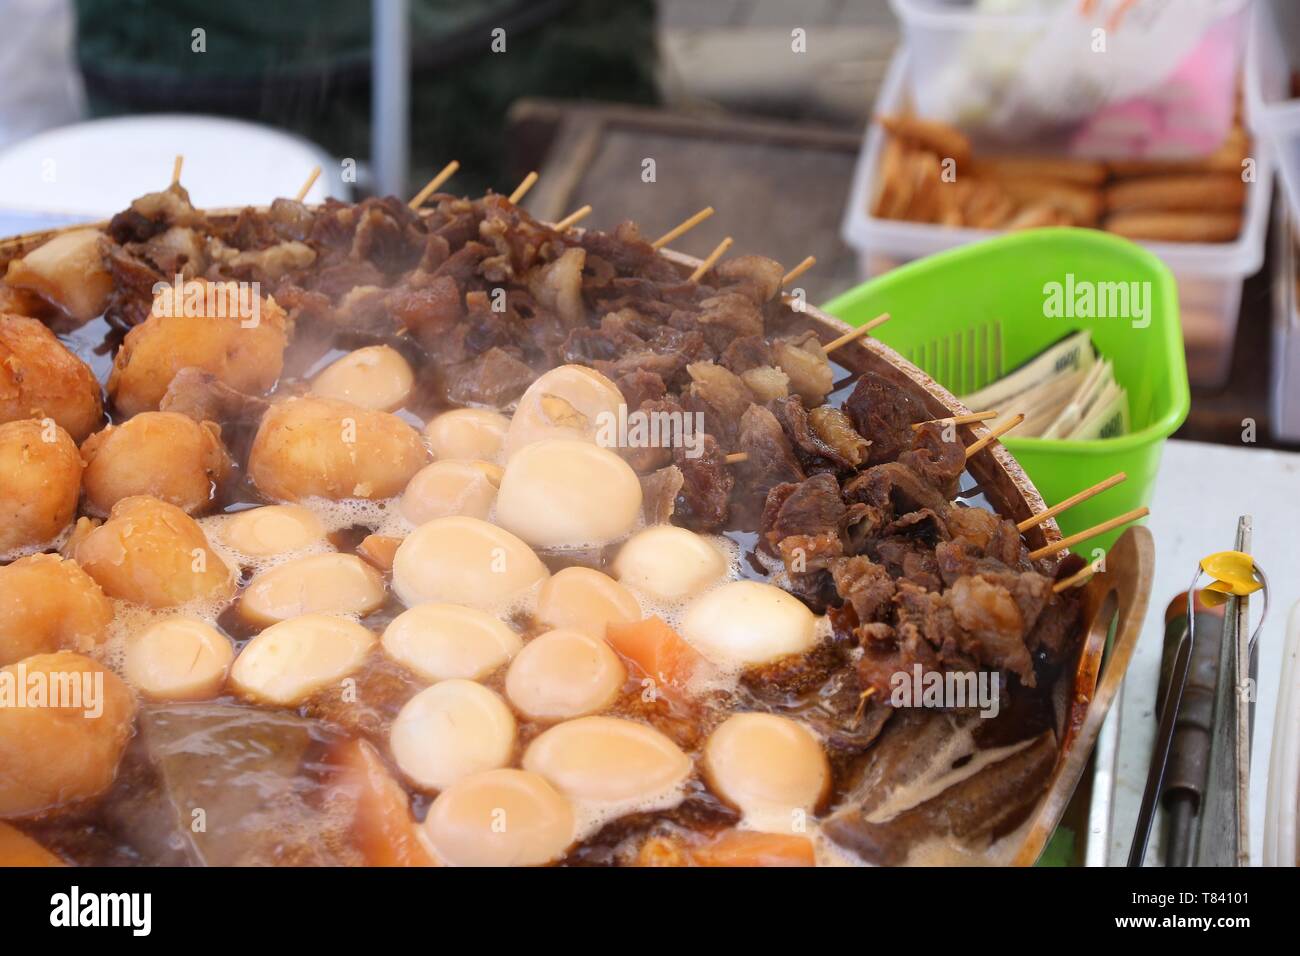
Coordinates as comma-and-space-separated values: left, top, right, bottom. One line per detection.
1128, 515, 1270, 866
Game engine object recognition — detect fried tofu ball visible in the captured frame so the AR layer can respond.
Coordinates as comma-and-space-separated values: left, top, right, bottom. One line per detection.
73, 495, 235, 608
0, 314, 103, 442
80, 412, 231, 516
106, 278, 290, 416
0, 418, 82, 555
0, 651, 137, 819
248, 396, 428, 501
3, 229, 114, 324
0, 554, 112, 666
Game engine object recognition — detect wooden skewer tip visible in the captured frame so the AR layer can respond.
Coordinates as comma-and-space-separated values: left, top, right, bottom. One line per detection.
171, 155, 183, 186
295, 166, 322, 203
508, 171, 539, 205
913, 410, 998, 430
781, 255, 817, 287
651, 206, 715, 250
1028, 506, 1150, 562
553, 204, 593, 232
1052, 558, 1104, 593
724, 452, 748, 464
688, 236, 734, 283
964, 413, 1025, 460
824, 313, 891, 352
409, 159, 460, 209
1016, 471, 1129, 532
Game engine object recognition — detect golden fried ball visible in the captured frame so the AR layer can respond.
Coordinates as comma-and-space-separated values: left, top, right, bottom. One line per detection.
80, 412, 231, 516
247, 396, 428, 501
106, 279, 290, 416
0, 418, 82, 555
0, 651, 137, 819
0, 314, 103, 442
73, 495, 235, 608
0, 554, 112, 667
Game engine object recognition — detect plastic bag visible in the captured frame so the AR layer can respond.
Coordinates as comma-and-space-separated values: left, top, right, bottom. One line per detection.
905, 0, 1250, 157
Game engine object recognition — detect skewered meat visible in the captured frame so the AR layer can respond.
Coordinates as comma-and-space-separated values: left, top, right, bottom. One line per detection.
845, 370, 929, 463
898, 420, 966, 499
731, 404, 804, 526
773, 331, 834, 406
844, 461, 950, 518
672, 434, 732, 532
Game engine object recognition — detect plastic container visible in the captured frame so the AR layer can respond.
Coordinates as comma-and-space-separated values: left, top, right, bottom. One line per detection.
1247, 0, 1300, 217
891, 0, 1246, 158
1270, 205, 1300, 442
842, 49, 1274, 389
1248, 1, 1300, 441
822, 227, 1190, 554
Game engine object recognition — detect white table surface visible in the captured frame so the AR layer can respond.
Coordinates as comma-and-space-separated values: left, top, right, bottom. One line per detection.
1105, 437, 1300, 865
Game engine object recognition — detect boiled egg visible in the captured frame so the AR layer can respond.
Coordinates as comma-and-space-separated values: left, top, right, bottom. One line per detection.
523, 716, 691, 804
391, 516, 548, 608
612, 525, 728, 601
680, 580, 816, 665
702, 712, 830, 832
123, 616, 234, 701
220, 504, 326, 556
400, 459, 501, 525
311, 345, 414, 410
505, 629, 626, 721
421, 768, 575, 867
390, 679, 516, 791
424, 408, 510, 462
230, 614, 375, 706
502, 364, 624, 458
239, 552, 386, 625
535, 566, 641, 640
495, 439, 642, 548
381, 603, 522, 682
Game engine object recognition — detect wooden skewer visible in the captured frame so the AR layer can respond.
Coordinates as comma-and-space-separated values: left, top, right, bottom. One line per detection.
1028, 506, 1149, 561
852, 686, 878, 728
171, 155, 183, 186
781, 255, 816, 287
823, 313, 891, 353
912, 410, 998, 430
295, 166, 321, 203
1016, 472, 1128, 533
724, 452, 748, 464
688, 236, 733, 282
651, 207, 715, 250
408, 160, 460, 210
1052, 558, 1104, 594
508, 171, 539, 205
964, 413, 1025, 460
552, 204, 593, 232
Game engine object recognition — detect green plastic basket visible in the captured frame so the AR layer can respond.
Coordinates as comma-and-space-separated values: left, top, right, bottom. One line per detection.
823, 227, 1190, 555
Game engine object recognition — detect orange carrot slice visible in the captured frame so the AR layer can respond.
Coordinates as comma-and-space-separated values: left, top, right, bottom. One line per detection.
689, 830, 816, 867
605, 616, 705, 703
333, 738, 438, 867
0, 822, 64, 867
